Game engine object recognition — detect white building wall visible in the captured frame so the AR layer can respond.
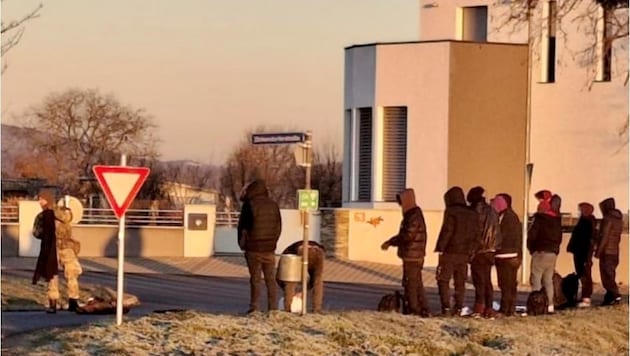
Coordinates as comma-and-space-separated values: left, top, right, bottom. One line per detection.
420, 0, 629, 215
374, 43, 451, 211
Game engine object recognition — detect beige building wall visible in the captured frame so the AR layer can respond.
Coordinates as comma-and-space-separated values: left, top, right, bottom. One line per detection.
447, 42, 528, 217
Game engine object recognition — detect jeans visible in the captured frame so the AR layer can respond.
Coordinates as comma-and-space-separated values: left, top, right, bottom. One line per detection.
599, 254, 620, 300
471, 252, 495, 312
496, 256, 520, 315
245, 251, 278, 312
530, 251, 557, 305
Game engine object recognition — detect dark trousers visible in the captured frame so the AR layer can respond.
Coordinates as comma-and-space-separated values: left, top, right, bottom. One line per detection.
245, 251, 278, 312
495, 257, 520, 316
573, 254, 593, 299
471, 252, 495, 312
600, 254, 620, 300
402, 259, 428, 315
282, 249, 324, 313
436, 253, 468, 311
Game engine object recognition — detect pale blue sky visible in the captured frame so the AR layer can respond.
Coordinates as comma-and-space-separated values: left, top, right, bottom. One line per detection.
1, 0, 419, 162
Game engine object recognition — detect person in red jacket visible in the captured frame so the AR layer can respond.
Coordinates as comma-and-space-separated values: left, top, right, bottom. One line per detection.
381, 188, 430, 317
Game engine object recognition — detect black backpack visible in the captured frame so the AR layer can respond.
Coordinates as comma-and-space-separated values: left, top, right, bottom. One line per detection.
32, 211, 45, 239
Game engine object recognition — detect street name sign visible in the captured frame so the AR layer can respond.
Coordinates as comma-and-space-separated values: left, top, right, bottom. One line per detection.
251, 132, 305, 145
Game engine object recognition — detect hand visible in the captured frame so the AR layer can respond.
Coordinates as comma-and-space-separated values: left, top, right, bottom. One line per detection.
380, 241, 390, 251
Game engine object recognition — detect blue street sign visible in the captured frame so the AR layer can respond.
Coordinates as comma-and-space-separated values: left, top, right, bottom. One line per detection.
251, 132, 305, 145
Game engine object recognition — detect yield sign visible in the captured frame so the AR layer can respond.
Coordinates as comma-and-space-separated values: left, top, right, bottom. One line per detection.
92, 165, 150, 219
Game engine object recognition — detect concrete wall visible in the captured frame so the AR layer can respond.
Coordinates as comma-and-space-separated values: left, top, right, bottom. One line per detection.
1, 224, 19, 257
448, 41, 528, 217
73, 226, 184, 257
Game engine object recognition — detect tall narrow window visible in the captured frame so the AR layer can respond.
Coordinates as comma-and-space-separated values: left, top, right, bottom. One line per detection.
461, 6, 488, 42
357, 107, 372, 202
547, 0, 557, 82
602, 8, 613, 81
382, 107, 407, 202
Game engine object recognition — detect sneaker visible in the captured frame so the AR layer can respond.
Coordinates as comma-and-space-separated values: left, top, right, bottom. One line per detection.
577, 299, 591, 308
612, 296, 622, 305
547, 305, 555, 314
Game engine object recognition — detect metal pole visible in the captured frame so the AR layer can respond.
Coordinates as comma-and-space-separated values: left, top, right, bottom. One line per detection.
301, 132, 312, 315
116, 154, 127, 325
521, 3, 534, 286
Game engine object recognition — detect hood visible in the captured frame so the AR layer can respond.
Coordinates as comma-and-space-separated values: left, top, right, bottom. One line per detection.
466, 186, 485, 205
444, 187, 466, 207
244, 179, 269, 200
535, 190, 552, 202
38, 189, 56, 209
599, 197, 616, 215
550, 194, 561, 216
54, 207, 73, 224
396, 188, 417, 213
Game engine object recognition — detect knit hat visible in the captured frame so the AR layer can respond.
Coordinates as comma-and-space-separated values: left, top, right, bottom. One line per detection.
491, 195, 508, 213
38, 189, 56, 207
578, 202, 594, 217
534, 190, 552, 202
466, 186, 485, 205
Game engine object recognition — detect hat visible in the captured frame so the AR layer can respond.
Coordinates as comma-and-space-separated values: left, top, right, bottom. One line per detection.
534, 190, 552, 201
491, 195, 508, 213
466, 186, 485, 204
578, 202, 594, 216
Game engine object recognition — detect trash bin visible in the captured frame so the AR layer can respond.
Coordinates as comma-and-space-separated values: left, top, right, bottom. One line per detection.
277, 254, 302, 282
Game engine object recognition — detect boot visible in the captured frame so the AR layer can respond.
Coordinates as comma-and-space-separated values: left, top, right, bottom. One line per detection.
68, 298, 80, 312
471, 303, 484, 318
46, 299, 57, 314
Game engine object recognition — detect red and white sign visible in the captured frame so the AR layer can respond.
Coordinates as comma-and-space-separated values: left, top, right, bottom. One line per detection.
92, 165, 150, 219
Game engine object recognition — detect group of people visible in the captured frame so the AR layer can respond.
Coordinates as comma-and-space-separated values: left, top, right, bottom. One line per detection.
382, 186, 624, 318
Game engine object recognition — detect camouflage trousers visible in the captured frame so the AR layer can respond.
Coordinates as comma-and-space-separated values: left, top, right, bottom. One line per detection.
48, 248, 83, 300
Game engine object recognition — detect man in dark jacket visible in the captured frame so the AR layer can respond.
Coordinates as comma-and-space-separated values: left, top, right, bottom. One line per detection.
32, 189, 60, 313
528, 192, 562, 313
595, 197, 624, 306
434, 186, 478, 316
237, 179, 282, 313
492, 193, 522, 317
467, 186, 501, 318
381, 188, 430, 317
277, 240, 325, 313
567, 202, 597, 308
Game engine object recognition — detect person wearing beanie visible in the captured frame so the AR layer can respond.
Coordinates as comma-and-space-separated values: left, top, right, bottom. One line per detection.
595, 197, 624, 306
567, 202, 597, 308
466, 186, 502, 319
491, 194, 522, 317
527, 190, 562, 314
32, 189, 60, 313
382, 188, 431, 317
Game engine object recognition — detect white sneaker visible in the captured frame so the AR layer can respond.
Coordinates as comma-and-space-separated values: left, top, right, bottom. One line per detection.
547, 305, 555, 314
577, 299, 591, 308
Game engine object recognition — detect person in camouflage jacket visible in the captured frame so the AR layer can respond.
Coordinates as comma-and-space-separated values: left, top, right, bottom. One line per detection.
54, 206, 83, 312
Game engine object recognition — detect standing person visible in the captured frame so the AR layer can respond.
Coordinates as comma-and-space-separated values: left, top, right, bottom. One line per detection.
32, 189, 59, 313
595, 197, 624, 306
277, 240, 325, 314
381, 188, 430, 317
467, 186, 501, 319
567, 202, 597, 308
237, 179, 282, 314
492, 193, 522, 317
528, 192, 563, 314
434, 186, 478, 316
54, 205, 83, 312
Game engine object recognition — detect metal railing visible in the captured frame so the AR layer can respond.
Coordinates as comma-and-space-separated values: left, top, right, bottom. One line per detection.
216, 211, 240, 227
0, 204, 18, 223
80, 208, 184, 226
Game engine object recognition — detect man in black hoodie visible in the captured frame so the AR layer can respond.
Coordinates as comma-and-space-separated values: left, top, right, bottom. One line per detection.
238, 179, 282, 313
467, 186, 502, 319
434, 186, 478, 316
381, 188, 430, 317
567, 202, 597, 307
595, 197, 624, 306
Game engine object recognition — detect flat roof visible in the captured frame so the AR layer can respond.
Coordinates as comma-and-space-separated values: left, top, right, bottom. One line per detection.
345, 39, 528, 50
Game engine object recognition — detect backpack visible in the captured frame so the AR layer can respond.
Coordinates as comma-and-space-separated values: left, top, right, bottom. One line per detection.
32, 212, 45, 239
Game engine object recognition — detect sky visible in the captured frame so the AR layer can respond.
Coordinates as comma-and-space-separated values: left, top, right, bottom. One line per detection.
1, 0, 419, 163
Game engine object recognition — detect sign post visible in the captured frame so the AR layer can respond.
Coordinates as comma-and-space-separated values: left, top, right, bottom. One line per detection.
92, 156, 150, 325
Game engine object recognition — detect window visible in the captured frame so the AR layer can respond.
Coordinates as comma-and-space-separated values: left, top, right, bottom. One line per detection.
540, 0, 557, 83
382, 107, 407, 202
597, 7, 613, 82
461, 6, 488, 42
357, 107, 372, 202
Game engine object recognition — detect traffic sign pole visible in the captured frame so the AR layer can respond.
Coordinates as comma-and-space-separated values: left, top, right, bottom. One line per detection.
116, 154, 127, 326
301, 132, 312, 315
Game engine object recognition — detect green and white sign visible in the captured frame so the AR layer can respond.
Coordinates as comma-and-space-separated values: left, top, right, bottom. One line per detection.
297, 189, 319, 211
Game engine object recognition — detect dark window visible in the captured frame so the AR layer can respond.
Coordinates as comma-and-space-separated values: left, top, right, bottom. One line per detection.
462, 6, 488, 42
357, 107, 372, 202
547, 1, 557, 82
382, 107, 407, 202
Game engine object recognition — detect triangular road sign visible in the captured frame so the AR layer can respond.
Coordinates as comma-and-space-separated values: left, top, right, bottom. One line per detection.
92, 165, 151, 219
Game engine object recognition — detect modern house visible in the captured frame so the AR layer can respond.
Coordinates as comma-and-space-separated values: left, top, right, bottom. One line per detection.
342, 0, 629, 218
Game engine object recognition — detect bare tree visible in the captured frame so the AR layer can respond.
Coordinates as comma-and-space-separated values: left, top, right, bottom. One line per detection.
22, 88, 159, 194
311, 143, 342, 207
1, 1, 43, 72
220, 128, 304, 210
